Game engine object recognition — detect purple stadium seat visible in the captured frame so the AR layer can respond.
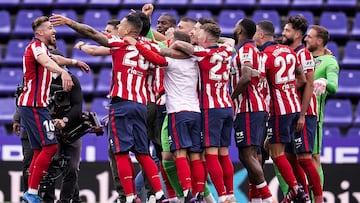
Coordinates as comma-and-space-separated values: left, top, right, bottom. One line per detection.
0, 97, 16, 124
54, 0, 87, 8
355, 102, 360, 127
259, 0, 290, 9
51, 9, 77, 37
69, 68, 94, 95
347, 127, 360, 137
323, 99, 353, 127
0, 0, 20, 7
190, 0, 222, 8
3, 39, 30, 66
252, 10, 281, 35
341, 41, 360, 69
323, 127, 341, 138
72, 39, 103, 66
117, 9, 132, 21
218, 10, 246, 36
0, 67, 23, 95
319, 11, 348, 39
90, 97, 110, 120
13, 10, 44, 36
327, 0, 356, 9
223, 0, 256, 8
185, 10, 212, 20
83, 10, 111, 32
156, 0, 188, 8
325, 41, 339, 60
151, 9, 179, 29
0, 10, 11, 36
292, 0, 323, 9
0, 125, 6, 136
95, 68, 112, 95
122, 0, 155, 7
287, 10, 314, 26
350, 12, 360, 39
88, 0, 121, 8
336, 70, 360, 97
22, 0, 53, 7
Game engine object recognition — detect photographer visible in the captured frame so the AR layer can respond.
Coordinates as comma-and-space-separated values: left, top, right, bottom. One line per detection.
49, 46, 85, 203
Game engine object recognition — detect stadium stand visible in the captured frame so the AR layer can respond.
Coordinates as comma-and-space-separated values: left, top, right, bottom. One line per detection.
323, 99, 353, 128
258, 0, 290, 9
156, 0, 188, 8
0, 10, 11, 36
287, 10, 314, 26
51, 9, 78, 37
71, 39, 103, 66
13, 10, 43, 36
0, 97, 16, 124
325, 41, 339, 60
350, 12, 360, 39
0, 67, 23, 96
185, 10, 213, 20
88, 0, 122, 8
347, 127, 360, 137
252, 10, 281, 35
323, 127, 341, 138
336, 70, 360, 97
83, 10, 112, 33
69, 68, 95, 95
90, 97, 110, 120
151, 9, 179, 29
354, 102, 360, 127
0, 0, 20, 7
319, 11, 348, 39
190, 0, 222, 8
326, 0, 356, 9
223, 0, 256, 8
291, 0, 323, 10
218, 10, 246, 36
54, 0, 87, 8
95, 67, 112, 96
3, 39, 30, 66
342, 40, 360, 69
22, 0, 53, 7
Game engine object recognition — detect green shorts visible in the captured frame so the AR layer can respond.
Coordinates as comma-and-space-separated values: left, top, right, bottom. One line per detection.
161, 115, 171, 152
313, 121, 323, 155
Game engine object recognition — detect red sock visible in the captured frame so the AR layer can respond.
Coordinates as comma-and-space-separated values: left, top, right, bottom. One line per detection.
219, 154, 234, 194
28, 149, 41, 187
136, 154, 162, 192
160, 162, 176, 198
256, 182, 272, 199
29, 144, 57, 190
205, 154, 226, 196
190, 159, 206, 195
298, 158, 322, 196
115, 153, 134, 195
272, 155, 297, 188
249, 183, 261, 201
289, 158, 308, 194
175, 157, 191, 191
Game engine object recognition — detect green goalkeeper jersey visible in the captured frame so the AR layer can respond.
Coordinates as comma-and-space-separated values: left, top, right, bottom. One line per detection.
313, 54, 339, 122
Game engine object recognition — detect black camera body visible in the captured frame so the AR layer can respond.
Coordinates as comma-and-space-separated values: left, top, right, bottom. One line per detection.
60, 111, 104, 144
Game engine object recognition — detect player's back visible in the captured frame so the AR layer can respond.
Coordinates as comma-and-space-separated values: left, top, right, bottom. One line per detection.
262, 43, 301, 115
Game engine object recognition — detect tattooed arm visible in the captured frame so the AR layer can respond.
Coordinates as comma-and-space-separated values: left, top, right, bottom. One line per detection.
50, 14, 109, 47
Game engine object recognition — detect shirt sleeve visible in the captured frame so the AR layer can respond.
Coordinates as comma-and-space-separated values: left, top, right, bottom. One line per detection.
326, 56, 340, 94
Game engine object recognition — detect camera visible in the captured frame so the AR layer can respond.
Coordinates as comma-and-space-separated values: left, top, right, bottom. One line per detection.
53, 90, 70, 107
39, 155, 70, 193
59, 111, 104, 144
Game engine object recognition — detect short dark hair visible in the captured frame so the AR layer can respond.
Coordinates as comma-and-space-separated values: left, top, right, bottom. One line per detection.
173, 31, 191, 43
32, 16, 49, 31
238, 18, 256, 39
310, 25, 330, 46
160, 14, 177, 26
198, 17, 217, 26
257, 20, 274, 35
200, 23, 221, 40
287, 15, 308, 35
125, 13, 143, 35
107, 19, 120, 28
179, 17, 197, 24
133, 12, 151, 36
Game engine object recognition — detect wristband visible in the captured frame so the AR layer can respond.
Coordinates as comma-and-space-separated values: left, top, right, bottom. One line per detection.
71, 59, 78, 65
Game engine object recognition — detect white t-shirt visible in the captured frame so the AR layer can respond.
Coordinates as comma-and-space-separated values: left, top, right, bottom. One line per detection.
163, 57, 200, 113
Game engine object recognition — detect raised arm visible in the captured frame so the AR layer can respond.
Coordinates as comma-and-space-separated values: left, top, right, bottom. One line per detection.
74, 41, 111, 56
50, 54, 90, 72
170, 41, 194, 55
50, 14, 109, 47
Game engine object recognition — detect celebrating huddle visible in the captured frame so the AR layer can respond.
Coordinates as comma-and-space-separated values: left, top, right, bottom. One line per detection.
19, 3, 339, 203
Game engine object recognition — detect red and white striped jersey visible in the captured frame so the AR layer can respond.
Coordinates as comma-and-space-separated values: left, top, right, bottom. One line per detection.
262, 43, 301, 116
155, 68, 166, 105
231, 40, 267, 114
18, 38, 52, 107
108, 35, 150, 105
294, 45, 317, 116
193, 44, 233, 109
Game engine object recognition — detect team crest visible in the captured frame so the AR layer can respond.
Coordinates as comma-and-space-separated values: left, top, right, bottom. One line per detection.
47, 132, 55, 140
314, 59, 322, 68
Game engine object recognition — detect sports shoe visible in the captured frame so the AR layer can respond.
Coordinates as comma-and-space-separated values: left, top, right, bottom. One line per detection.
190, 192, 205, 203
281, 185, 309, 203
22, 191, 41, 203
156, 194, 168, 203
